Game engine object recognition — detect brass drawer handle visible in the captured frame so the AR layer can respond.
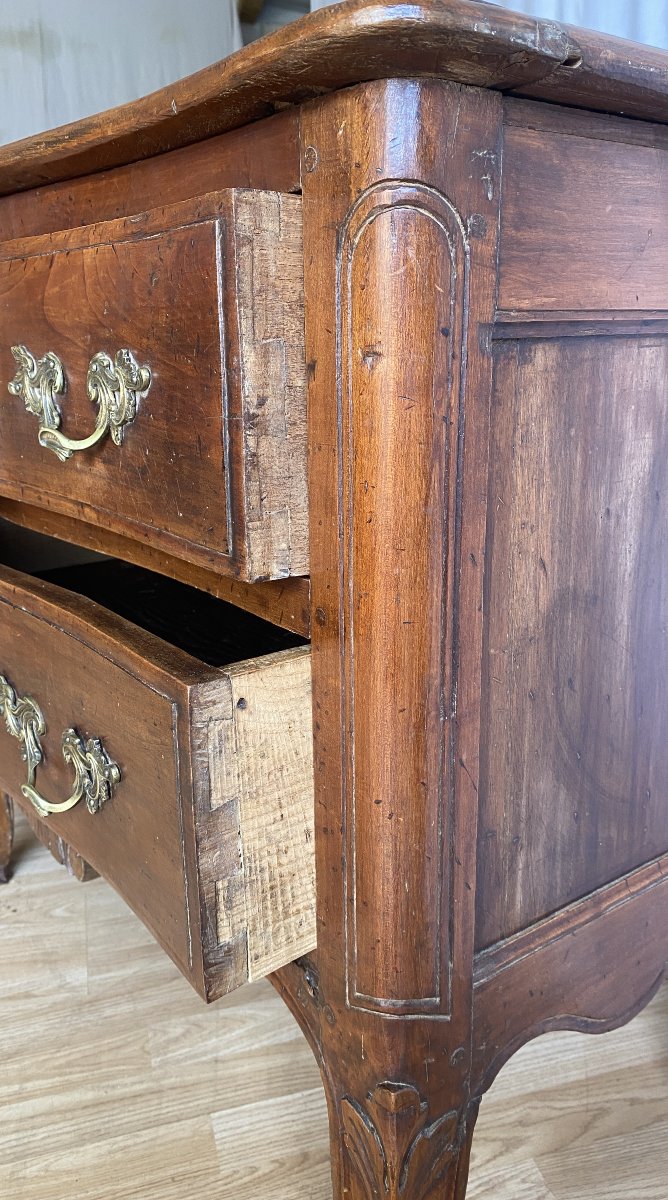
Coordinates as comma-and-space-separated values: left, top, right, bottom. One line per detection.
8, 344, 151, 462
0, 674, 120, 818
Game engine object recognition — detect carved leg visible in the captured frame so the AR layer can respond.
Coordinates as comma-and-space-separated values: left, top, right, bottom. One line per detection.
275, 962, 481, 1200
335, 1086, 480, 1200
21, 804, 98, 882
0, 793, 14, 883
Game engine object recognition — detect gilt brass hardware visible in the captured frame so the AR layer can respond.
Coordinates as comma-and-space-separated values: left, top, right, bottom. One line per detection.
0, 674, 120, 818
0, 675, 44, 783
8, 344, 151, 461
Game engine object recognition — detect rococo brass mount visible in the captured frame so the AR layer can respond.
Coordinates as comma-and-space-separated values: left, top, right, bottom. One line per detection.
8, 344, 151, 461
0, 673, 120, 817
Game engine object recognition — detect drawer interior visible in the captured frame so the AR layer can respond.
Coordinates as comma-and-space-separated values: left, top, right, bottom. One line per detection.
37, 559, 308, 665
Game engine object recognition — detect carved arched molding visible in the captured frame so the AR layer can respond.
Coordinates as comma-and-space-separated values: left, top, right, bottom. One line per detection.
337, 182, 470, 1019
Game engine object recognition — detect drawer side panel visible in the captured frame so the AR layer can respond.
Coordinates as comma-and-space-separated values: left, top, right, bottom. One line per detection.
192, 647, 315, 1000
477, 333, 668, 948
499, 125, 668, 312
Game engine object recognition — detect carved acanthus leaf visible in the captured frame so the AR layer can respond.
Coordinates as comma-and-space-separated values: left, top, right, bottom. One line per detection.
342, 1098, 386, 1199
399, 1107, 460, 1198
341, 1082, 461, 1199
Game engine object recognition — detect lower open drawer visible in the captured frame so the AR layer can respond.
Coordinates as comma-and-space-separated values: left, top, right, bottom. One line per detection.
0, 560, 314, 1001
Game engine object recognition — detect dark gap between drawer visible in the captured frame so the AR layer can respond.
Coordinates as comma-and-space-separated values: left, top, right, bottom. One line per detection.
36, 560, 308, 667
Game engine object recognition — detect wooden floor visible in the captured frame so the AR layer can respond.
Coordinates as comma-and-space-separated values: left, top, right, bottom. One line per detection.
1, 812, 666, 1199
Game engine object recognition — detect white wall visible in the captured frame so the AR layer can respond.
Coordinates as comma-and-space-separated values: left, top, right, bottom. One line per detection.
309, 0, 668, 49
495, 1, 668, 49
0, 0, 242, 145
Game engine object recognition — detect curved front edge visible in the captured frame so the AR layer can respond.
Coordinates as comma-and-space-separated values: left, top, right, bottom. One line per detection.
300, 78, 503, 1199
471, 856, 668, 1098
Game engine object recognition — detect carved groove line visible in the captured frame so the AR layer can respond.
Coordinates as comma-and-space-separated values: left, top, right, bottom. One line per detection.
338, 181, 470, 1017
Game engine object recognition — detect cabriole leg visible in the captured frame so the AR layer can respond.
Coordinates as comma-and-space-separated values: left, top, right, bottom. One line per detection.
332, 1082, 480, 1200
0, 793, 14, 884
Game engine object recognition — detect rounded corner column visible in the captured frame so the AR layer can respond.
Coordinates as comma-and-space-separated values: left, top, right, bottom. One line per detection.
298, 78, 503, 1198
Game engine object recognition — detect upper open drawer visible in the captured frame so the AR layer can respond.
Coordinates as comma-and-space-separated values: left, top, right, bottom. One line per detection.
0, 190, 307, 581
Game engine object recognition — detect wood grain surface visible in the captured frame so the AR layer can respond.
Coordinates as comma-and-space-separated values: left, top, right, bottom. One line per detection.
477, 334, 668, 947
228, 190, 308, 581
294, 76, 503, 1199
0, 109, 300, 241
205, 651, 315, 991
503, 95, 668, 152
0, 567, 200, 985
499, 124, 668, 311
2, 13, 668, 1200
0, 813, 666, 1199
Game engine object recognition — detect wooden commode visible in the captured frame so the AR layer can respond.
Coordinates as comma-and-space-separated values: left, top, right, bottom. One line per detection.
0, 2, 667, 1197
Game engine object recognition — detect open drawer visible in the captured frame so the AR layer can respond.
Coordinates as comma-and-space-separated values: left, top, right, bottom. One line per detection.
0, 190, 307, 581
0, 560, 314, 1001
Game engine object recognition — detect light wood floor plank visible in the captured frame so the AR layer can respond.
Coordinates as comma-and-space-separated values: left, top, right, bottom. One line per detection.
0, 813, 666, 1198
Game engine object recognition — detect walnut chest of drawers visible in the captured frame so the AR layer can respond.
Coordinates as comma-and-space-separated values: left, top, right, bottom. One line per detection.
1, 2, 668, 1198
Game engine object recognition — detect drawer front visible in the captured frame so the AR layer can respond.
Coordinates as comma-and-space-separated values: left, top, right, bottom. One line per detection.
0, 190, 307, 581
0, 566, 314, 1000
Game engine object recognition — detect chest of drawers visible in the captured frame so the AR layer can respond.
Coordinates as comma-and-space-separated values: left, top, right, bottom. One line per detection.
1, 2, 667, 1197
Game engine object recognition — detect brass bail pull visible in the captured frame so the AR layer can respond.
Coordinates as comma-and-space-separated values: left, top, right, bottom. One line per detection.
0, 674, 120, 818
8, 344, 151, 462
